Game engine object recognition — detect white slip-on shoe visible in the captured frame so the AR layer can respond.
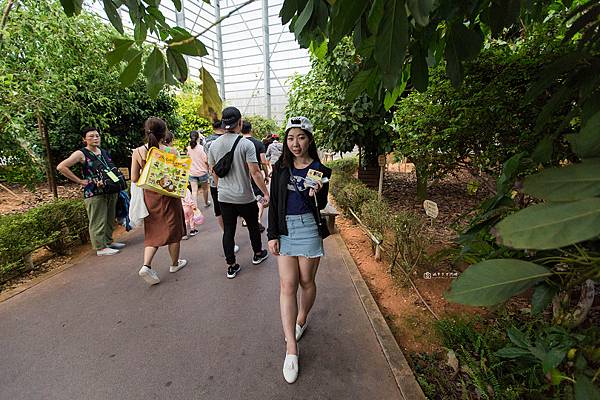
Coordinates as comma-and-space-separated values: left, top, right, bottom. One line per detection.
169, 259, 188, 273
108, 242, 126, 249
97, 247, 119, 256
283, 353, 299, 384
295, 322, 307, 342
138, 266, 160, 285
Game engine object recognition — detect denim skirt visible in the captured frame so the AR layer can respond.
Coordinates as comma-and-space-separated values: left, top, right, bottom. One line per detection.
279, 213, 324, 258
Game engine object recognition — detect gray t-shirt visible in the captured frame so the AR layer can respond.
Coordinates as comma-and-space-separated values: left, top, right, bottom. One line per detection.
266, 141, 283, 164
207, 132, 258, 204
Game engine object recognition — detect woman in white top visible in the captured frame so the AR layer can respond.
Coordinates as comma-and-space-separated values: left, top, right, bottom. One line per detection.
187, 131, 211, 209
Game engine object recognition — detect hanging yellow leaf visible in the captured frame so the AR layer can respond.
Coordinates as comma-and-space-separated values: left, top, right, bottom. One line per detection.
199, 67, 222, 121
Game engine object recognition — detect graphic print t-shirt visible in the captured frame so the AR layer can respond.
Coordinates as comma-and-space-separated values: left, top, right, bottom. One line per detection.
286, 160, 320, 215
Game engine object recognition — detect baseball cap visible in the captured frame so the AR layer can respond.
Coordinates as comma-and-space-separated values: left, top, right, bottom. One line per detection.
285, 116, 313, 134
221, 107, 242, 130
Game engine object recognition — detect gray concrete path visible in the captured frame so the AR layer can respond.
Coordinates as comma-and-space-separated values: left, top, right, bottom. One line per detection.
0, 210, 402, 400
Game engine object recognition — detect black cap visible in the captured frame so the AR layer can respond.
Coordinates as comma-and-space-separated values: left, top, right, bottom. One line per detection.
221, 107, 242, 130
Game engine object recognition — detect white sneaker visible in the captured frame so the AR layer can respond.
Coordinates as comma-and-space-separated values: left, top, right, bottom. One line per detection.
295, 322, 307, 341
97, 247, 119, 256
182, 235, 190, 240
108, 242, 126, 249
169, 259, 188, 273
138, 266, 160, 285
234, 244, 240, 253
283, 353, 299, 383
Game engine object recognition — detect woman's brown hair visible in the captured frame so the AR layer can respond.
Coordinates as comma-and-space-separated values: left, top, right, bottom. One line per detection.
144, 117, 167, 149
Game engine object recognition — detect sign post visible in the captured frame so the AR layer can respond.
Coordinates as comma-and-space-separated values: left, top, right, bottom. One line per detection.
423, 200, 439, 227
377, 154, 386, 201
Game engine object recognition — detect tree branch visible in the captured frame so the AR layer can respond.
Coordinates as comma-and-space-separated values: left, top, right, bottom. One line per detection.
0, 0, 15, 47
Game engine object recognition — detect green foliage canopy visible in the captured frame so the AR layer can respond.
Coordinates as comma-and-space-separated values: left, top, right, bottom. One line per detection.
0, 0, 180, 183
286, 38, 393, 163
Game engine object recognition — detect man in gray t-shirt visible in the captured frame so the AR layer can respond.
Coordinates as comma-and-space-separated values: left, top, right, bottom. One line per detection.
208, 107, 270, 279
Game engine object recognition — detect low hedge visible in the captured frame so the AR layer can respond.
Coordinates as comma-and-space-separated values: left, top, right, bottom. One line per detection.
324, 156, 358, 177
0, 199, 88, 283
330, 173, 427, 278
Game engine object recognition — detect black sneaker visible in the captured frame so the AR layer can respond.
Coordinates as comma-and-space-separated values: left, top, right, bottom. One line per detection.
252, 250, 269, 265
226, 264, 241, 279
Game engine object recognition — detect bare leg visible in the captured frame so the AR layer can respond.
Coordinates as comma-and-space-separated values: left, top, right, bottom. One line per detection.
201, 182, 210, 206
216, 215, 224, 231
143, 246, 159, 266
167, 242, 181, 265
190, 179, 199, 207
297, 257, 320, 327
278, 255, 300, 355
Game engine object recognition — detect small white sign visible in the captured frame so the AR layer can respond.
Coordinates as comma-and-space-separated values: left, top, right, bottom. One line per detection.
423, 200, 439, 219
378, 154, 387, 167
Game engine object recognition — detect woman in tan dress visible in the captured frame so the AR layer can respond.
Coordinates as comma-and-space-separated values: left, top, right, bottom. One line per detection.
130, 117, 187, 285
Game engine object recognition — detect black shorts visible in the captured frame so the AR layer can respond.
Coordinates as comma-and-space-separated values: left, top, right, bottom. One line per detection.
210, 186, 221, 217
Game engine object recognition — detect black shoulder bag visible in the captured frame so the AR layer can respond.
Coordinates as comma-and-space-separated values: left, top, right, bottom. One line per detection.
213, 135, 242, 178
81, 148, 127, 194
288, 167, 330, 239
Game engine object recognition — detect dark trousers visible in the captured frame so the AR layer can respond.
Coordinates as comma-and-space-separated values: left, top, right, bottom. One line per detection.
220, 201, 262, 265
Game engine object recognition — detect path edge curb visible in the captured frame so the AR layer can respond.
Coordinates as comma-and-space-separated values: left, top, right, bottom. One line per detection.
334, 234, 426, 400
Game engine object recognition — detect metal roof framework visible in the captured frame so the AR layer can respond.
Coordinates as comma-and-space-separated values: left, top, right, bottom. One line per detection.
88, 0, 311, 121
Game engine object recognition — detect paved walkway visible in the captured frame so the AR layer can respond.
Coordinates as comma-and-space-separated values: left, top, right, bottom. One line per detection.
0, 210, 402, 400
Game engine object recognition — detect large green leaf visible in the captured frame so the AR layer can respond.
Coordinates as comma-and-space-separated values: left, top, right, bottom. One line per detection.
531, 283, 557, 315
367, 0, 384, 34
60, 0, 83, 16
494, 198, 600, 250
374, 0, 408, 90
407, 0, 433, 26
346, 68, 375, 101
166, 48, 188, 83
445, 259, 552, 306
199, 67, 222, 120
280, 0, 304, 25
410, 44, 428, 92
172, 0, 182, 12
168, 28, 208, 57
119, 50, 143, 87
294, 0, 315, 37
488, 0, 521, 37
329, 0, 370, 51
103, 0, 124, 34
144, 47, 166, 98
524, 159, 600, 202
134, 19, 148, 43
106, 39, 134, 67
569, 110, 600, 159
575, 374, 600, 400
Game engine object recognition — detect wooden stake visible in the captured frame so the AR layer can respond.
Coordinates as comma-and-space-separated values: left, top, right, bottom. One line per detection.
0, 182, 19, 199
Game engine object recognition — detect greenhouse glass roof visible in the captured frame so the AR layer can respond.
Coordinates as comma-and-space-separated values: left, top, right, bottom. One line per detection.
88, 0, 311, 121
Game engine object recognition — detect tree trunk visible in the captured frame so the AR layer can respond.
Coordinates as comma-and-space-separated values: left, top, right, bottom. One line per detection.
37, 113, 57, 199
415, 165, 428, 201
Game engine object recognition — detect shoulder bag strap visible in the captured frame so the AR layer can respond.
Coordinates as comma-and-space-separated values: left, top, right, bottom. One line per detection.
230, 135, 242, 153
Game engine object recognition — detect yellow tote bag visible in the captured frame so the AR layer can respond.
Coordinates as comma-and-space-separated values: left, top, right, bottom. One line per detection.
138, 147, 191, 198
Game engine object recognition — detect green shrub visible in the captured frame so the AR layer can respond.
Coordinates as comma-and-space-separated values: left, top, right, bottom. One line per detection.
335, 181, 377, 214
359, 199, 390, 242
388, 211, 427, 276
325, 156, 358, 177
0, 199, 88, 282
